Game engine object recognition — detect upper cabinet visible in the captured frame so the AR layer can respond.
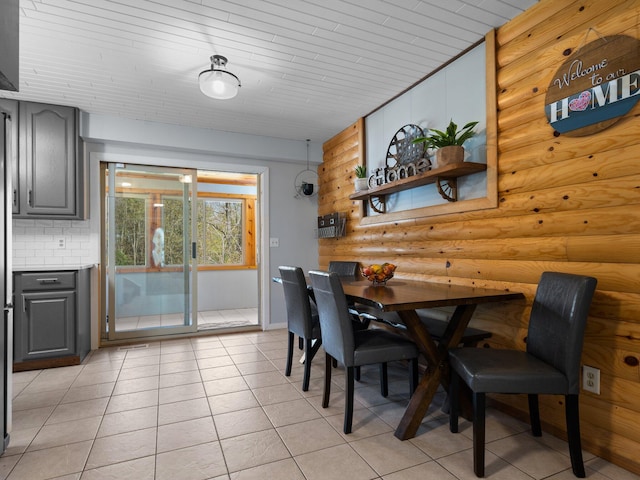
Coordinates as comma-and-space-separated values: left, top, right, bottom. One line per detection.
0, 0, 19, 91
15, 101, 87, 219
0, 99, 19, 213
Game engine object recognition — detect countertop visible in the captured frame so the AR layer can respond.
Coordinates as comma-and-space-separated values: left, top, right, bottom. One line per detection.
13, 264, 95, 272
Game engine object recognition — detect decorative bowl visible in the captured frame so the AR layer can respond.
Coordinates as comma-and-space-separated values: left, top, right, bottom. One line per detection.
361, 263, 396, 285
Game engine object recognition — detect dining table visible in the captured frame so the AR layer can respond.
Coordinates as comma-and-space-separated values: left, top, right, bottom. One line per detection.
273, 273, 524, 440
337, 277, 524, 440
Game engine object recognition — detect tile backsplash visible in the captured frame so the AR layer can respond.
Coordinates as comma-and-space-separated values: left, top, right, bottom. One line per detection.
12, 218, 99, 269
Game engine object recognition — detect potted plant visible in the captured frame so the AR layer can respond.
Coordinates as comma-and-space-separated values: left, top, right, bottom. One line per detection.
354, 164, 369, 192
412, 119, 478, 167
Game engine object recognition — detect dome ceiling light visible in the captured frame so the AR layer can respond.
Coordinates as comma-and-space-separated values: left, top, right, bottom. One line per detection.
198, 55, 241, 100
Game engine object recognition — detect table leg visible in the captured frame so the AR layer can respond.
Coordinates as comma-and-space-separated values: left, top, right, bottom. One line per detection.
394, 304, 477, 440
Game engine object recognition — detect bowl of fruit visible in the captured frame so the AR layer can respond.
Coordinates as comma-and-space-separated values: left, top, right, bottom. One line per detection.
361, 263, 396, 286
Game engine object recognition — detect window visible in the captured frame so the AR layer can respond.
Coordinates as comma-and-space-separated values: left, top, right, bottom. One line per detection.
197, 198, 244, 265
110, 172, 257, 270
114, 196, 146, 266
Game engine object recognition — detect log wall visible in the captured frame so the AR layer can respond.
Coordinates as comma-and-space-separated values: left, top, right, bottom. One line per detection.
318, 0, 640, 473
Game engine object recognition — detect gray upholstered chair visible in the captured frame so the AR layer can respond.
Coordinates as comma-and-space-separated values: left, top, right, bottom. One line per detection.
328, 260, 359, 278
328, 260, 370, 335
279, 266, 322, 391
309, 270, 419, 434
448, 272, 597, 478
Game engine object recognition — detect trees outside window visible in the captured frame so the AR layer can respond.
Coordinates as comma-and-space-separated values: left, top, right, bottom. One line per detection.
114, 196, 146, 266
197, 199, 243, 265
113, 193, 252, 269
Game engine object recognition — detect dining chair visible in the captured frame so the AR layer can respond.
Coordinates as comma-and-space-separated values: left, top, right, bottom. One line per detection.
279, 266, 322, 391
328, 260, 359, 278
309, 270, 419, 434
448, 272, 597, 478
328, 261, 370, 335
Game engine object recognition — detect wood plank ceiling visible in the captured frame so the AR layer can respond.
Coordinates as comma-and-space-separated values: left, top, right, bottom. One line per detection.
7, 0, 536, 142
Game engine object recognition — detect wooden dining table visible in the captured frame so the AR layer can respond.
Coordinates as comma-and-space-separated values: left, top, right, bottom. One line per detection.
338, 277, 524, 440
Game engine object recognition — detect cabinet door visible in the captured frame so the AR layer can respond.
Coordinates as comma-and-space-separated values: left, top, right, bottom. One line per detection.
21, 291, 76, 359
0, 98, 19, 214
19, 102, 77, 217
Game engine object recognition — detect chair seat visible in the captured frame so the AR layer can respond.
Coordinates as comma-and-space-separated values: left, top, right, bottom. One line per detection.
353, 306, 492, 346
352, 329, 418, 366
448, 348, 569, 394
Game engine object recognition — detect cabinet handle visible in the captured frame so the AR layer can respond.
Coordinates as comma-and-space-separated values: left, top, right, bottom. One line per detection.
37, 278, 60, 284
28, 189, 32, 207
13, 189, 17, 207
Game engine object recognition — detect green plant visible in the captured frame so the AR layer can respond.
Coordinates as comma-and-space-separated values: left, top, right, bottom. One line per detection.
412, 119, 478, 148
354, 165, 367, 178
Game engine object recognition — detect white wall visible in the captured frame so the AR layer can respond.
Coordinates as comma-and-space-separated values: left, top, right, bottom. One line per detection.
82, 113, 320, 332
14, 113, 320, 342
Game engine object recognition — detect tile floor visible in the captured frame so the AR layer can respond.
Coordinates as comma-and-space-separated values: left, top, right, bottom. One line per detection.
114, 308, 259, 332
2, 329, 639, 480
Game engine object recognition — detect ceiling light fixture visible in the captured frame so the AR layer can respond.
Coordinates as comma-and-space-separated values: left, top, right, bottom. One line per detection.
198, 55, 241, 100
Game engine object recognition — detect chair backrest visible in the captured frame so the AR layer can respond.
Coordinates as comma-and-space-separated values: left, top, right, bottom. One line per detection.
527, 272, 597, 394
309, 270, 355, 366
328, 261, 359, 278
279, 266, 316, 339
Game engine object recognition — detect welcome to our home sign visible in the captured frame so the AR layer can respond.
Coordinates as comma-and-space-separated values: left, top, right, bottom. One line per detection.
545, 34, 640, 137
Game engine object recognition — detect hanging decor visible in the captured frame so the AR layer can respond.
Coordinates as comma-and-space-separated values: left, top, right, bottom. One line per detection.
545, 33, 640, 136
294, 139, 318, 198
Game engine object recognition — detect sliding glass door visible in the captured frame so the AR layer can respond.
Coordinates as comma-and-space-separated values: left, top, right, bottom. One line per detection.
102, 163, 198, 340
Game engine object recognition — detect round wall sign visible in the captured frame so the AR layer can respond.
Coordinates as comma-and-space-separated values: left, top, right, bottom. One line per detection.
545, 34, 640, 137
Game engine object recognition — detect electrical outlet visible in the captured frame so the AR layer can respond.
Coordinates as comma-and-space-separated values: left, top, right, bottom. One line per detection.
57, 237, 66, 249
582, 365, 600, 394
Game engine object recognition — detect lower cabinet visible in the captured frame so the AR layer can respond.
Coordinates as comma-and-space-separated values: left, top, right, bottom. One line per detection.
13, 268, 91, 370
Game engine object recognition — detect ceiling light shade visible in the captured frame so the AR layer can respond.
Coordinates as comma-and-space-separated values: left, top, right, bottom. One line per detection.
198, 55, 241, 100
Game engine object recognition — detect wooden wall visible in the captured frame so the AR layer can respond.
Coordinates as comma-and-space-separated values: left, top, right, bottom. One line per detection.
318, 0, 640, 473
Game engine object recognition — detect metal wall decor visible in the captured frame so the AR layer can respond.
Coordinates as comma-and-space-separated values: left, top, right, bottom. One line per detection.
385, 124, 427, 167
317, 212, 346, 239
363, 124, 432, 212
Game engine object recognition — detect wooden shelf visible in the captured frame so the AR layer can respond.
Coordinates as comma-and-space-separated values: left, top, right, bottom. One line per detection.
349, 162, 487, 213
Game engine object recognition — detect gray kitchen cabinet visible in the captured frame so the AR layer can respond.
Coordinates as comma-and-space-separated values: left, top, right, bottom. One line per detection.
14, 101, 87, 219
0, 98, 19, 214
13, 268, 91, 370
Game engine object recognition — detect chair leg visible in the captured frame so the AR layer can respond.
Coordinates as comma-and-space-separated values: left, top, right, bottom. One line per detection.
409, 358, 418, 395
302, 339, 313, 391
449, 371, 460, 433
565, 394, 586, 478
528, 394, 542, 436
473, 392, 486, 478
285, 332, 294, 377
298, 337, 304, 350
322, 353, 332, 408
355, 365, 361, 381
344, 366, 355, 434
380, 363, 388, 397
